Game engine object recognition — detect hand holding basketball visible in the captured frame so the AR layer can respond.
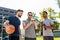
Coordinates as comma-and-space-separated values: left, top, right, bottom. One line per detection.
5, 25, 15, 35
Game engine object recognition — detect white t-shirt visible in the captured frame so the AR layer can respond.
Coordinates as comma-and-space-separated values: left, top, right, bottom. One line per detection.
43, 18, 54, 36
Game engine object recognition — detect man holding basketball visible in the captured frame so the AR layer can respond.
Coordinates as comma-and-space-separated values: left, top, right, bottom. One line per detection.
4, 9, 23, 40
40, 11, 55, 40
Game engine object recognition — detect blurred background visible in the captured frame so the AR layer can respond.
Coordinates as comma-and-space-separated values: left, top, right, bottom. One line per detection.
0, 0, 60, 40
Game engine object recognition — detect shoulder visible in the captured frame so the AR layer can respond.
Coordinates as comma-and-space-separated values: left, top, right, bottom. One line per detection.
8, 16, 15, 20
23, 20, 26, 22
48, 19, 52, 22
23, 19, 28, 24
48, 19, 54, 24
46, 19, 51, 22
48, 19, 51, 20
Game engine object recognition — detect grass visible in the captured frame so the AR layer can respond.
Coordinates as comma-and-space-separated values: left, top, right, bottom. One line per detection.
37, 36, 60, 40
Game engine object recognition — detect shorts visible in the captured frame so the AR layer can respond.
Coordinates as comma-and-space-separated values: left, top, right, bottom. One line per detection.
9, 36, 19, 40
43, 36, 54, 40
25, 37, 36, 40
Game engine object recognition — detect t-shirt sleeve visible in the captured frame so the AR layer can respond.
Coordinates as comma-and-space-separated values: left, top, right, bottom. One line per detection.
50, 20, 54, 25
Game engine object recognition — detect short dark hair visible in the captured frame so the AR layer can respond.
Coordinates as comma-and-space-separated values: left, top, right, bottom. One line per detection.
43, 11, 48, 14
16, 9, 23, 13
28, 12, 32, 15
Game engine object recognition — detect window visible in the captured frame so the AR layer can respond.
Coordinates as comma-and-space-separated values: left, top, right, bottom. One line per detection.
4, 16, 9, 20
3, 14, 8, 16
0, 9, 3, 11
0, 27, 2, 33
0, 24, 2, 27
0, 16, 2, 19
0, 19, 2, 23
0, 13, 2, 15
10, 11, 14, 13
0, 25, 2, 34
4, 9, 9, 12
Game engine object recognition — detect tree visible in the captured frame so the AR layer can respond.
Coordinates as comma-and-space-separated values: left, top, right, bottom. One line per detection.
32, 12, 40, 33
57, 12, 60, 18
57, 0, 60, 8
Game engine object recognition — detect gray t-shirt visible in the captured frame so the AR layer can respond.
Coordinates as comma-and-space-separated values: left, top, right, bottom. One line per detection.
42, 18, 54, 36
25, 19, 36, 38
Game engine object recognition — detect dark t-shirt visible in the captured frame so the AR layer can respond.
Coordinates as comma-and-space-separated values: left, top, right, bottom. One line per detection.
7, 16, 21, 36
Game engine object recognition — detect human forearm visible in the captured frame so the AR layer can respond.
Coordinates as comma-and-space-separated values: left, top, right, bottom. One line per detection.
44, 26, 54, 30
4, 20, 9, 27
24, 22, 31, 30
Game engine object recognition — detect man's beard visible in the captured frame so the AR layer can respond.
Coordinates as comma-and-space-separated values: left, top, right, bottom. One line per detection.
18, 15, 21, 18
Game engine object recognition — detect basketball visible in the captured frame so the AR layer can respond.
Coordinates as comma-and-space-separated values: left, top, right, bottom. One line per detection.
5, 25, 15, 35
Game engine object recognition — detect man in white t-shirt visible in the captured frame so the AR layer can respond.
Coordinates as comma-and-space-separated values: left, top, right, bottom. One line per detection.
40, 11, 55, 40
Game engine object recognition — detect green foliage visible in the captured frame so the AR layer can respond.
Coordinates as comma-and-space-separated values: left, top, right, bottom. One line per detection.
32, 7, 60, 33
57, 12, 60, 18
39, 7, 60, 30
45, 8, 60, 30
32, 12, 40, 33
46, 8, 60, 30
35, 23, 40, 33
32, 12, 40, 23
54, 21, 60, 30
58, 0, 60, 2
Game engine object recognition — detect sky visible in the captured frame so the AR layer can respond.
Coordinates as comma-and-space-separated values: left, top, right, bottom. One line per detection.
0, 0, 60, 29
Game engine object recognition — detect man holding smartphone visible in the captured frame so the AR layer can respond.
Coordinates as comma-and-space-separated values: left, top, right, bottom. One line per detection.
23, 12, 38, 40
40, 11, 55, 40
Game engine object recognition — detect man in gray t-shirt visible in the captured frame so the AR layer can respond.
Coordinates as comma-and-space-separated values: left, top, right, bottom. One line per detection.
40, 11, 55, 40
23, 12, 38, 40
